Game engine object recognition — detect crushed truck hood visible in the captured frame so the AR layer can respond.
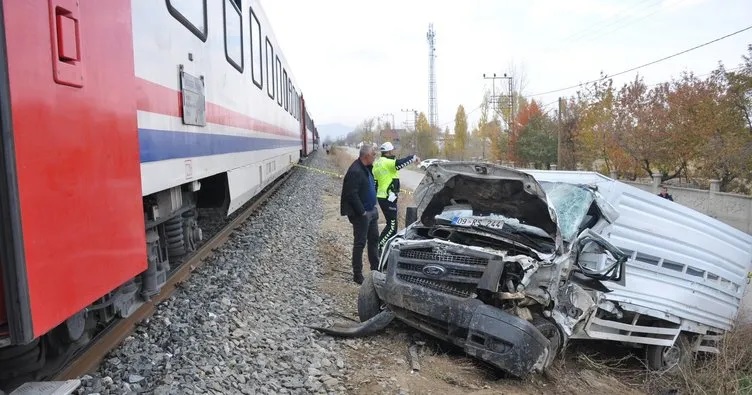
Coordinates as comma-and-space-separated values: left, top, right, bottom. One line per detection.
413, 162, 561, 247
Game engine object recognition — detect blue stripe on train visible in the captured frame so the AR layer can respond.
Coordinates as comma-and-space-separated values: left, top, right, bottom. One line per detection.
139, 128, 301, 163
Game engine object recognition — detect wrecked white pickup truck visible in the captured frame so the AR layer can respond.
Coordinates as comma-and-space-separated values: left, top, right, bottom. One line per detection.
353, 162, 752, 377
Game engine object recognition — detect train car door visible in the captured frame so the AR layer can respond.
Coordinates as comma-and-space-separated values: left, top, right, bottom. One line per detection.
0, 0, 28, 346
0, 0, 146, 344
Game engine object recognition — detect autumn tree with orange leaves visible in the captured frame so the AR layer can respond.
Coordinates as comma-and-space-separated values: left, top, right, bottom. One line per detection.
546, 45, 752, 192
509, 99, 541, 163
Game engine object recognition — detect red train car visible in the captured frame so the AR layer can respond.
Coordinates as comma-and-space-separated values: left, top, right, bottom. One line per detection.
0, 0, 146, 351
0, 0, 318, 388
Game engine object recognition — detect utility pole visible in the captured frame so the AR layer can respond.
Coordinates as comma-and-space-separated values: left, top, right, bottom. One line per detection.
401, 108, 416, 151
482, 73, 513, 129
401, 109, 415, 130
557, 97, 564, 168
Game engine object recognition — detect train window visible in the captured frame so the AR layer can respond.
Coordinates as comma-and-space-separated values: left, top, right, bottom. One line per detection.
265, 38, 274, 99
291, 88, 296, 118
249, 8, 262, 88
276, 56, 282, 107
288, 78, 292, 115
166, 0, 208, 41
296, 92, 300, 120
223, 0, 243, 73
283, 69, 288, 111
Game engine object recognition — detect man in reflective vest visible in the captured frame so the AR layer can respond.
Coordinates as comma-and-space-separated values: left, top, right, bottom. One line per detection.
372, 142, 419, 254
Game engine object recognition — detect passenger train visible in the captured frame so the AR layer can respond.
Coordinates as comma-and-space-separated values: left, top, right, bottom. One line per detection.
0, 0, 318, 384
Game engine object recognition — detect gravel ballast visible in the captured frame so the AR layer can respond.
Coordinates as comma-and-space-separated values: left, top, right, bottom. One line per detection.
76, 152, 356, 395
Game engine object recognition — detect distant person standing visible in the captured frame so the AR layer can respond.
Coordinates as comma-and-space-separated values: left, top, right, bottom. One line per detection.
658, 186, 674, 201
340, 144, 379, 284
372, 142, 419, 255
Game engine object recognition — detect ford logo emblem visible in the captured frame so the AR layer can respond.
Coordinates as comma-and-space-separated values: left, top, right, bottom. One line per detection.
422, 264, 447, 277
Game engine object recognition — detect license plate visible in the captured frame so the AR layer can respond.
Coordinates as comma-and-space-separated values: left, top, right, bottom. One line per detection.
451, 217, 505, 229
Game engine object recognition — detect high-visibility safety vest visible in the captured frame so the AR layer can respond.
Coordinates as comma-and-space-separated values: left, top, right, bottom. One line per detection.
372, 157, 399, 199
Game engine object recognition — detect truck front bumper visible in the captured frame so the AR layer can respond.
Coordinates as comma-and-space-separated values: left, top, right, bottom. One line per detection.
372, 271, 550, 377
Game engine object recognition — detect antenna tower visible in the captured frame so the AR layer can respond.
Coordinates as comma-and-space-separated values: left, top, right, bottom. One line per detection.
427, 23, 437, 130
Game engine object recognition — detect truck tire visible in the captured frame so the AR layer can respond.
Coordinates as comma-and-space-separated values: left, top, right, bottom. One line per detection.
357, 272, 382, 322
532, 317, 562, 370
646, 333, 691, 373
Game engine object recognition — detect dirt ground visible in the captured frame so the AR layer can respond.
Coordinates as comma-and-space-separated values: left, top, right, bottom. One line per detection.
313, 151, 664, 395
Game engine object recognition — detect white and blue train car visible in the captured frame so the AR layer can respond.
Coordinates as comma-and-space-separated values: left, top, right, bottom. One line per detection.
133, 0, 316, 215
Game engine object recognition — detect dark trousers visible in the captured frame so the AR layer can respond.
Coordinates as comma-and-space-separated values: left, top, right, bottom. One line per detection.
348, 207, 379, 275
378, 198, 398, 253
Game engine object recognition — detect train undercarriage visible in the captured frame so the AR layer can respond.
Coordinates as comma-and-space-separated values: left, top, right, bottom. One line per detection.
0, 176, 238, 391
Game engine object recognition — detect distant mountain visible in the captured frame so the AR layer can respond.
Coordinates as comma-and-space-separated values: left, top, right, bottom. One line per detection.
317, 123, 354, 142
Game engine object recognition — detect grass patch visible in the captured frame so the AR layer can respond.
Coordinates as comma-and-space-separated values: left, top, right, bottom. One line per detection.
675, 323, 752, 394
331, 145, 354, 173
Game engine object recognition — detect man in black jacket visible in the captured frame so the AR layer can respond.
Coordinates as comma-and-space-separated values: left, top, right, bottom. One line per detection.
340, 144, 379, 284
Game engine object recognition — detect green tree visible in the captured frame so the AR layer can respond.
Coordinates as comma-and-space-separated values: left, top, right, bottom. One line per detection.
516, 113, 557, 168
454, 105, 468, 160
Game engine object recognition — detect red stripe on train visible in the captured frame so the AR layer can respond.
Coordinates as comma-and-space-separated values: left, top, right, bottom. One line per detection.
136, 78, 299, 138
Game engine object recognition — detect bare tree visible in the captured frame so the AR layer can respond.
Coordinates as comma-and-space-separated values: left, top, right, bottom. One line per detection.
507, 59, 529, 97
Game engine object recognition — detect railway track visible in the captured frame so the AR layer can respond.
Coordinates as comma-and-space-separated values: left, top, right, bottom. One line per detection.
49, 168, 295, 383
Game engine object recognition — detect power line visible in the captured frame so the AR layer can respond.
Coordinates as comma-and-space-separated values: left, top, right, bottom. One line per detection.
556, 0, 662, 45
567, 0, 681, 47
529, 24, 752, 97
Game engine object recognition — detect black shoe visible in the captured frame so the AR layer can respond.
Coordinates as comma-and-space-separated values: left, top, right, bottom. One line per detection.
353, 273, 364, 285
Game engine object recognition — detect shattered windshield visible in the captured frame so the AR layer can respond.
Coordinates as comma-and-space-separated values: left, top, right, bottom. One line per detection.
539, 182, 594, 242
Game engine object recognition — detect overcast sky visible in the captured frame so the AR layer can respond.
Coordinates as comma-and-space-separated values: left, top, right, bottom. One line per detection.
259, 0, 752, 131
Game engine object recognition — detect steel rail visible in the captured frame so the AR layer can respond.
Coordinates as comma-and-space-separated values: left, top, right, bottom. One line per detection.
53, 169, 294, 380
